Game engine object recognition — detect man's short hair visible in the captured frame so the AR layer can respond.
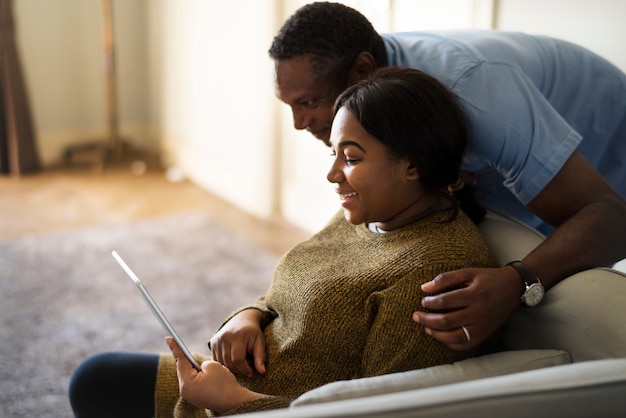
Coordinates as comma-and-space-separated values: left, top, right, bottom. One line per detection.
268, 2, 388, 77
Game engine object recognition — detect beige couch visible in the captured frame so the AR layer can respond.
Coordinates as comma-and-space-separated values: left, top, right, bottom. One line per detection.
243, 210, 626, 417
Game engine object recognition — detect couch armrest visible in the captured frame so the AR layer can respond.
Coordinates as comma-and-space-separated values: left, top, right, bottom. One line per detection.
501, 268, 626, 361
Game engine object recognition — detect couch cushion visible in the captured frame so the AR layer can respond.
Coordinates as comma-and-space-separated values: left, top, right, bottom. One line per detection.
292, 349, 570, 406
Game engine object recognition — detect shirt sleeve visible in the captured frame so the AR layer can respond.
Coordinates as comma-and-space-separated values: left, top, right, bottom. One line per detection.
456, 61, 582, 205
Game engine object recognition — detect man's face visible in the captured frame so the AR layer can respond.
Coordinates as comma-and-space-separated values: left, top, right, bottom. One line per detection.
274, 56, 345, 146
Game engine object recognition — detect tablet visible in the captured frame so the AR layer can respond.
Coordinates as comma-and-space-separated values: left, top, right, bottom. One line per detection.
112, 250, 202, 371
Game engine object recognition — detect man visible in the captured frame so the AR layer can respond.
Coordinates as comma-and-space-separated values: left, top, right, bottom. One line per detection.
268, 2, 626, 350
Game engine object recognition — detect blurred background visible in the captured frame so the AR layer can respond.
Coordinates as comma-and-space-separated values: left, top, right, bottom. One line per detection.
8, 0, 626, 233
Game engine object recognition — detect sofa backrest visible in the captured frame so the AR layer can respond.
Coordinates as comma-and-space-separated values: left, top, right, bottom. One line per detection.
477, 209, 545, 267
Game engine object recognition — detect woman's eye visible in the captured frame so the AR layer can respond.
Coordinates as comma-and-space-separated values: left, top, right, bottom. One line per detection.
330, 150, 360, 165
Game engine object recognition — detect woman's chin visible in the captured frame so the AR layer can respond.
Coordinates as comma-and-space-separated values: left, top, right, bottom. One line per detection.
342, 210, 365, 226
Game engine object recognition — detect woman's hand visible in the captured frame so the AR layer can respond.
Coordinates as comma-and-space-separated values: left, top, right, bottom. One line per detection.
166, 337, 264, 414
209, 309, 267, 377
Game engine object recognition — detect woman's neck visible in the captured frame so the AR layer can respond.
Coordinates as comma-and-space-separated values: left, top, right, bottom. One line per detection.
370, 194, 451, 232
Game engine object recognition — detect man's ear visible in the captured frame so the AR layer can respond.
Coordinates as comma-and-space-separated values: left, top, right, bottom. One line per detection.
348, 52, 377, 83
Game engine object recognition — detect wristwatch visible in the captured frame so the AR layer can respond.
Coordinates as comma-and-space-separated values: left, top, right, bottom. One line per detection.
506, 261, 545, 307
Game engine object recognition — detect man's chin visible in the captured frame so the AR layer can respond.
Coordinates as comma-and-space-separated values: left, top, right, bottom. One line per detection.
314, 134, 331, 147
320, 138, 331, 147
309, 129, 331, 146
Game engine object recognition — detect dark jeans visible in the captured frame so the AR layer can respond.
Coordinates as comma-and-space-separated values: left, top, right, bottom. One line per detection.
69, 352, 160, 418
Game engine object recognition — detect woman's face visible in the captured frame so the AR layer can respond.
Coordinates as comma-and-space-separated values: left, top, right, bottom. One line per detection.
327, 107, 433, 231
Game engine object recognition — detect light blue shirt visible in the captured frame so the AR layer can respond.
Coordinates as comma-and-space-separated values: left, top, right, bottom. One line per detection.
382, 30, 626, 233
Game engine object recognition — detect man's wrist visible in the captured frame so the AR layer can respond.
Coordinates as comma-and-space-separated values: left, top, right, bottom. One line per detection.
506, 261, 545, 307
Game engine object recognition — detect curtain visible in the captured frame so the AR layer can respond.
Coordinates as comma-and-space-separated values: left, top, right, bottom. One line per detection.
0, 0, 40, 175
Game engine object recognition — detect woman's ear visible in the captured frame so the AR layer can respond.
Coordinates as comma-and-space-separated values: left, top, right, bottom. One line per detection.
348, 52, 377, 83
405, 160, 420, 181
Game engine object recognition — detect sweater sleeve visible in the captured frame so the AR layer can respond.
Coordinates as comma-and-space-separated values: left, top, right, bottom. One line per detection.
222, 396, 291, 415
218, 296, 277, 331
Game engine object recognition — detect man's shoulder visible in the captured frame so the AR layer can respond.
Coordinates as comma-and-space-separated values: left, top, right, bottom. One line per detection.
381, 30, 546, 67
381, 31, 486, 87
381, 29, 522, 51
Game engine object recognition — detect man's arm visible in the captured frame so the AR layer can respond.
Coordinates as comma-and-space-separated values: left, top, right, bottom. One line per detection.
524, 151, 626, 282
413, 151, 626, 350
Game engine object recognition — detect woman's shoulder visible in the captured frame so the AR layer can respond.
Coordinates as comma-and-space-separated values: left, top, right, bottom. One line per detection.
400, 210, 496, 267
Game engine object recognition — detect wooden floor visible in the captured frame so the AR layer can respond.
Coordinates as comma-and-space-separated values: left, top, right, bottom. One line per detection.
0, 165, 309, 256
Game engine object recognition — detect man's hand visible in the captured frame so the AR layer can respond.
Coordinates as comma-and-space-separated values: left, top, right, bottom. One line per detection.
209, 309, 267, 377
412, 267, 523, 350
166, 337, 263, 413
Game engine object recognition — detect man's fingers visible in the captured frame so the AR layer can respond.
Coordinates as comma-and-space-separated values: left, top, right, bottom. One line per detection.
415, 307, 503, 350
421, 269, 474, 293
420, 286, 470, 311
416, 267, 524, 351
427, 326, 481, 350
414, 307, 469, 331
415, 309, 505, 351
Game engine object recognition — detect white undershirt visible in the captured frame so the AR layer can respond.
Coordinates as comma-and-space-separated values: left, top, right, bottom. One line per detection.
367, 223, 388, 234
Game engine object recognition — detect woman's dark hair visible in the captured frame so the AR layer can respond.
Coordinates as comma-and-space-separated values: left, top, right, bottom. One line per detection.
334, 67, 485, 223
268, 2, 387, 81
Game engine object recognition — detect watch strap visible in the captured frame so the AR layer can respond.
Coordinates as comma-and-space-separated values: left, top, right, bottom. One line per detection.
506, 260, 540, 286
506, 260, 544, 306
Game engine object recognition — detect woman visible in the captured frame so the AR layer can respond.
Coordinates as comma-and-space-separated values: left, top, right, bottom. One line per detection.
69, 68, 496, 417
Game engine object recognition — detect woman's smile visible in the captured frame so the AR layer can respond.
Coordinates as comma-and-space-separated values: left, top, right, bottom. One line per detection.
337, 190, 358, 207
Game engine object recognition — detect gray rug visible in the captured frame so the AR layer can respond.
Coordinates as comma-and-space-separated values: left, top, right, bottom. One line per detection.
0, 212, 280, 418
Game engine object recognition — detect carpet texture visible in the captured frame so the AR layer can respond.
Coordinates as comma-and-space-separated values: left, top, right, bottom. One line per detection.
0, 212, 280, 417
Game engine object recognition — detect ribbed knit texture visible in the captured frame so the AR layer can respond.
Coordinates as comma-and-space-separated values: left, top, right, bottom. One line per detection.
156, 209, 496, 416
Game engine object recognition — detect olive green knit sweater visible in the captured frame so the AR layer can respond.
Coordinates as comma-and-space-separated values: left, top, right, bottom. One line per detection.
156, 209, 496, 416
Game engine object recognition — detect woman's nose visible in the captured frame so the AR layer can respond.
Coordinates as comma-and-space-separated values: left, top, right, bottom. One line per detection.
326, 162, 343, 184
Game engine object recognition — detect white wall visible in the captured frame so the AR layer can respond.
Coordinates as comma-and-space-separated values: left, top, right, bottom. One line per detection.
15, 0, 150, 165
496, 0, 626, 72
149, 0, 279, 218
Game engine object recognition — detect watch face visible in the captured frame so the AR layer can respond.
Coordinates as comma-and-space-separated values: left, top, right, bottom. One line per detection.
524, 283, 544, 307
